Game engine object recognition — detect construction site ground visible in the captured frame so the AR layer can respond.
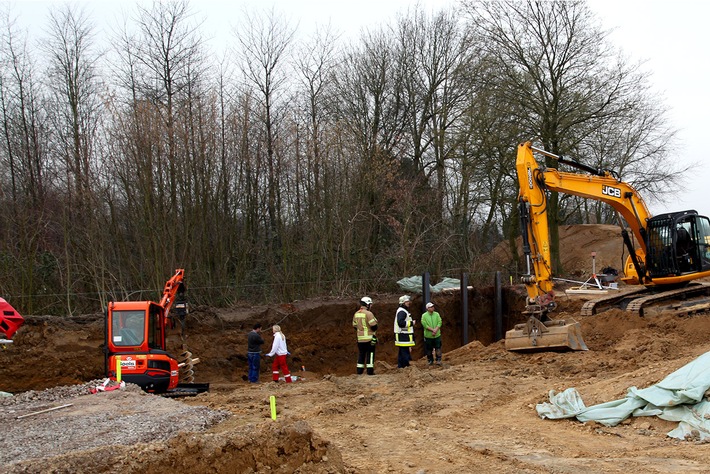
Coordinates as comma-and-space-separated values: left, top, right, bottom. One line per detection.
3, 224, 710, 473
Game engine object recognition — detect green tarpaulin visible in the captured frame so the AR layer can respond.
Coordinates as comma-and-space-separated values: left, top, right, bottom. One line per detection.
396, 276, 461, 294
537, 351, 710, 440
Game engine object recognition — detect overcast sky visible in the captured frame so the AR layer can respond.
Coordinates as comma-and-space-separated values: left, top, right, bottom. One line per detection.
589, 0, 710, 216
9, 0, 709, 217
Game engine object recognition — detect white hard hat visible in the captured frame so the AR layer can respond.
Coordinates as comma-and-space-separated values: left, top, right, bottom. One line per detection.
399, 295, 411, 305
361, 296, 372, 306
426, 302, 434, 308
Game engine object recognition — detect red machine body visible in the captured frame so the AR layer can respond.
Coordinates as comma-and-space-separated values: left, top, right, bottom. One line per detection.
0, 298, 24, 341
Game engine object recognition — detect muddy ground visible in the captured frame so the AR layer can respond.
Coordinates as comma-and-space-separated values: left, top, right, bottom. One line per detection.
3, 224, 710, 473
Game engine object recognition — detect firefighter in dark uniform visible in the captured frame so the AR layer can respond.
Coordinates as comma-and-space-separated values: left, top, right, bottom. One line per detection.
353, 296, 378, 375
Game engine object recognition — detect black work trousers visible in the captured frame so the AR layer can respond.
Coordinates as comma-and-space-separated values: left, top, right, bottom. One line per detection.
357, 341, 376, 375
397, 346, 412, 368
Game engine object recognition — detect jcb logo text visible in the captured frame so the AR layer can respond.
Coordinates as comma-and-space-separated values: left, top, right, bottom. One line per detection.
601, 185, 621, 198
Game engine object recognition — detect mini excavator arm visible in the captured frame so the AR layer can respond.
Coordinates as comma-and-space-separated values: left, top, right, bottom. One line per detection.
159, 268, 185, 320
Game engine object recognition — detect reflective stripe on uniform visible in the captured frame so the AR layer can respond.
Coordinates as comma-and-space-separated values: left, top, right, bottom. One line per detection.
395, 332, 415, 347
354, 311, 374, 341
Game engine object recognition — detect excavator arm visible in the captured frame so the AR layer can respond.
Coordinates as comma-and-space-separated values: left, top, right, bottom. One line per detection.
516, 141, 653, 307
159, 268, 185, 331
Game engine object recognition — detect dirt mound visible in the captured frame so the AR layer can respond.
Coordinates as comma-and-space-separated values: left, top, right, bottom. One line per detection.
487, 223, 627, 278
4, 384, 342, 473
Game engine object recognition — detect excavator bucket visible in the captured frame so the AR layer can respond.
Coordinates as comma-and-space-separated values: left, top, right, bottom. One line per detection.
505, 317, 588, 352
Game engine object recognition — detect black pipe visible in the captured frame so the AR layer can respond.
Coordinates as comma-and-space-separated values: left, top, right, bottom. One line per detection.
494, 271, 503, 341
422, 272, 431, 311
461, 272, 469, 345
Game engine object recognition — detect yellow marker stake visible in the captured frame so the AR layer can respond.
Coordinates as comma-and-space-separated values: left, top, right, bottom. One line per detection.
116, 356, 121, 382
270, 395, 277, 420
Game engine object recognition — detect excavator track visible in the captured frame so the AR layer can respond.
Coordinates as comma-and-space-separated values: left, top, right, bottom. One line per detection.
626, 283, 710, 316
581, 283, 710, 317
580, 288, 648, 316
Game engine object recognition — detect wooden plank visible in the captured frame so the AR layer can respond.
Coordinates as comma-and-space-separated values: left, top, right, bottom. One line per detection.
17, 403, 73, 419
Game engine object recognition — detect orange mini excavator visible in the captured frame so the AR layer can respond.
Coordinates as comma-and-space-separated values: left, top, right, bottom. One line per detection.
104, 269, 207, 395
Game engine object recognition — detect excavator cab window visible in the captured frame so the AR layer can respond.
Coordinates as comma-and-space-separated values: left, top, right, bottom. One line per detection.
646, 217, 674, 277
112, 310, 145, 347
645, 211, 710, 277
675, 224, 693, 272
147, 304, 164, 350
694, 216, 710, 271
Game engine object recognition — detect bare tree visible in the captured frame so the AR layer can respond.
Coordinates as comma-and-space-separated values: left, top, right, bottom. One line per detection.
42, 4, 107, 313
234, 7, 296, 260
44, 4, 102, 207
0, 6, 54, 312
464, 0, 678, 274
289, 24, 344, 289
392, 6, 488, 274
110, 0, 207, 288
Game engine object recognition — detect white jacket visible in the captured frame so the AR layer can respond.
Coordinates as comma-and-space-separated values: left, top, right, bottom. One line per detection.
266, 332, 288, 356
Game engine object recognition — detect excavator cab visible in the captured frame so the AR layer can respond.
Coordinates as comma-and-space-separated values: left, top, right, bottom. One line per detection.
645, 211, 710, 278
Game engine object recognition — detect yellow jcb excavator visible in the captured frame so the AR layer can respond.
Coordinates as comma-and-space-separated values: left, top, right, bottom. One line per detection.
506, 141, 710, 351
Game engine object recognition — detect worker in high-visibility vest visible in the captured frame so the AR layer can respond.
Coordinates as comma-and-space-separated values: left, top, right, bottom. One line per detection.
353, 296, 378, 375
394, 295, 415, 368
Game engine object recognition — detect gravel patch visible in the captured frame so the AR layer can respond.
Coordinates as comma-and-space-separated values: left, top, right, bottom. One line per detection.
1, 380, 230, 467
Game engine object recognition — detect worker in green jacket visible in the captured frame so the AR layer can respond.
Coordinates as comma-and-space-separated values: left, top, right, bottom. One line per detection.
421, 302, 442, 365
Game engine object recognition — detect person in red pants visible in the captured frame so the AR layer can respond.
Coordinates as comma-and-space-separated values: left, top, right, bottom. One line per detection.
265, 324, 292, 383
